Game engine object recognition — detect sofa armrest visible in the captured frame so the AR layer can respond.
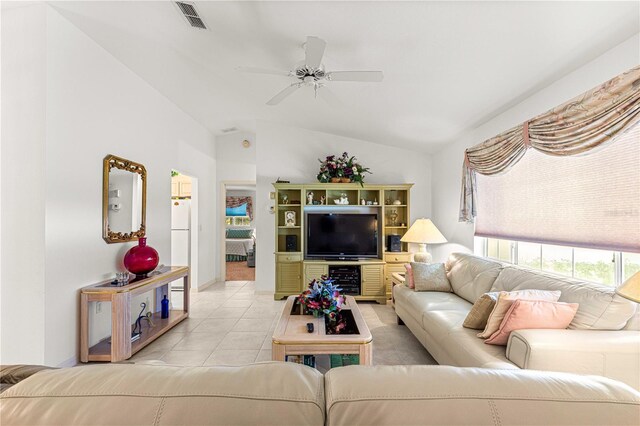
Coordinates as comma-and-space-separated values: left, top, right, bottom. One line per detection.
507, 329, 640, 390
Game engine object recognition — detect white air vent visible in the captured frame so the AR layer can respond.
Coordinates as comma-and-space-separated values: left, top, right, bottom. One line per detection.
221, 127, 239, 133
175, 1, 207, 30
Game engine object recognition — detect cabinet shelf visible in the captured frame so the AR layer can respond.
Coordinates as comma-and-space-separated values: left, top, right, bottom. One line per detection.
278, 204, 301, 207
384, 204, 407, 207
278, 226, 301, 229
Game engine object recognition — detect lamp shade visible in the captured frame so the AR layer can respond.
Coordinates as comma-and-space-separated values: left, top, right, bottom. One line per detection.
616, 272, 640, 303
400, 219, 447, 244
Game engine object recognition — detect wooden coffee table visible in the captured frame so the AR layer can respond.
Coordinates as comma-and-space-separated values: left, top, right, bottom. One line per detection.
272, 295, 373, 365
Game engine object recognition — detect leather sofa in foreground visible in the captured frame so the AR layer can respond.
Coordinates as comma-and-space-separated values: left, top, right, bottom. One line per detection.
1, 363, 639, 425
394, 253, 640, 389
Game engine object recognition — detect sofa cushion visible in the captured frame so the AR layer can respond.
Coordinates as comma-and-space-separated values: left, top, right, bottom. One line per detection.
394, 284, 470, 326
491, 266, 637, 330
0, 365, 56, 394
463, 291, 500, 330
404, 263, 415, 289
485, 300, 579, 346
421, 309, 469, 344
420, 308, 518, 370
324, 365, 640, 426
477, 289, 562, 338
446, 253, 502, 303
0, 363, 325, 426
446, 328, 519, 369
412, 262, 451, 292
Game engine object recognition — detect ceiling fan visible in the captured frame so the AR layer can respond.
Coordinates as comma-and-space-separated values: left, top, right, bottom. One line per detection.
238, 36, 384, 106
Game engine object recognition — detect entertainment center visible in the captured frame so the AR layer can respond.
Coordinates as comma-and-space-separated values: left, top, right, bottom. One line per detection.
273, 182, 413, 303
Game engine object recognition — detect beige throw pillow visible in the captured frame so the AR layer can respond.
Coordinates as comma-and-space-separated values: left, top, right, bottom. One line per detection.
412, 262, 451, 292
463, 292, 500, 330
477, 289, 562, 338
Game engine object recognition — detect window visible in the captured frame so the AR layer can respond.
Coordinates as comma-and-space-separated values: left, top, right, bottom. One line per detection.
226, 202, 250, 227
478, 237, 635, 287
475, 123, 640, 254
541, 244, 573, 277
573, 248, 615, 287
623, 252, 640, 281
226, 216, 251, 227
517, 241, 541, 270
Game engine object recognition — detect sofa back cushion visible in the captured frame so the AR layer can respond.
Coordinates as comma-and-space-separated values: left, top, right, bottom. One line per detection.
446, 253, 502, 303
491, 266, 636, 330
324, 365, 640, 426
0, 363, 325, 425
623, 308, 640, 331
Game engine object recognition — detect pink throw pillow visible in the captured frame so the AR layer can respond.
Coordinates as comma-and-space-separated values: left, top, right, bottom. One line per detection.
404, 263, 415, 289
485, 299, 578, 346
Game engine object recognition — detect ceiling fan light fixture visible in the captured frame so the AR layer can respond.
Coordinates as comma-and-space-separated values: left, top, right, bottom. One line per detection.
238, 36, 383, 105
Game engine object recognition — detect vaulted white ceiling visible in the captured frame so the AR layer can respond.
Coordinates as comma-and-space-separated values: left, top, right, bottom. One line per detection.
51, 1, 639, 152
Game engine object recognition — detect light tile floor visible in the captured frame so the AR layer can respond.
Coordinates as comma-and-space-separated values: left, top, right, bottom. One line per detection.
130, 280, 437, 367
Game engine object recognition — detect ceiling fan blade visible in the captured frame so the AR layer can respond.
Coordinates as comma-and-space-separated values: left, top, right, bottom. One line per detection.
316, 85, 342, 107
266, 83, 301, 106
305, 36, 326, 69
236, 66, 291, 77
327, 71, 384, 82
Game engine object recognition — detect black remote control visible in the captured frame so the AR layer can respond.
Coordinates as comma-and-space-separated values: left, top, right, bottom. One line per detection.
306, 322, 314, 333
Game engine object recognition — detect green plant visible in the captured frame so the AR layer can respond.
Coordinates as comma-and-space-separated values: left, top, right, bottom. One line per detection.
171, 170, 179, 177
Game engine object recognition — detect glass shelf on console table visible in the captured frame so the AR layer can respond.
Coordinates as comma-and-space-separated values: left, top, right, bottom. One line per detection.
79, 266, 189, 363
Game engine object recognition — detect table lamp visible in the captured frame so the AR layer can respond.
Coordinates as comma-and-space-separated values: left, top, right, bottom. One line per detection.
616, 271, 640, 303
400, 218, 447, 263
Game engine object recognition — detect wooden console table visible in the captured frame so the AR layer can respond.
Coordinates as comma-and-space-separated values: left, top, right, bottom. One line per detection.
80, 267, 189, 362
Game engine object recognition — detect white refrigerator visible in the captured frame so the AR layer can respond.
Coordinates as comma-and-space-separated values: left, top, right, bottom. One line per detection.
171, 200, 190, 290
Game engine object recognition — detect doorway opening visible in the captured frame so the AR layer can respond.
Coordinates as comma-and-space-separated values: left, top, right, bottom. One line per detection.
221, 182, 256, 282
171, 170, 198, 292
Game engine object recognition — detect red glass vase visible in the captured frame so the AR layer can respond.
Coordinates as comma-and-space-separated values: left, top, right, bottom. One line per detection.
124, 237, 159, 278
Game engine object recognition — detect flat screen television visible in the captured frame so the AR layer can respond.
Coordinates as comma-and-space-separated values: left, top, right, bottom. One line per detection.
305, 213, 379, 259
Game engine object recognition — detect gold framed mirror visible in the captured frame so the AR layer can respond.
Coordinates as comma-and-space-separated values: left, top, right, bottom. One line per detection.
102, 154, 147, 243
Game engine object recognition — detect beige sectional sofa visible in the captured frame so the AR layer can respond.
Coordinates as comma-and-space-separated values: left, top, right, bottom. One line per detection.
394, 252, 640, 389
2, 362, 639, 425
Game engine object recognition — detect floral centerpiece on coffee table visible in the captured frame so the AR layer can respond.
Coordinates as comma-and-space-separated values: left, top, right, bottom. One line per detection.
298, 276, 347, 334
317, 152, 371, 186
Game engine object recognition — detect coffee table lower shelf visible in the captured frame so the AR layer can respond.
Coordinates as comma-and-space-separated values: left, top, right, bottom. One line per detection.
272, 342, 372, 366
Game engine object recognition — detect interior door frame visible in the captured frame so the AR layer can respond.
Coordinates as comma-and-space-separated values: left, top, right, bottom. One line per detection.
220, 180, 256, 282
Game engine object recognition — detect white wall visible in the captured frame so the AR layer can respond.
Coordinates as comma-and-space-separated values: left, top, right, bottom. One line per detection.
1, 4, 217, 366
0, 3, 47, 365
255, 121, 432, 294
430, 34, 640, 263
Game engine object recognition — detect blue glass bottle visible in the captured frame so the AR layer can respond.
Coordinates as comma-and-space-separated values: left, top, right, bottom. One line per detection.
161, 295, 170, 319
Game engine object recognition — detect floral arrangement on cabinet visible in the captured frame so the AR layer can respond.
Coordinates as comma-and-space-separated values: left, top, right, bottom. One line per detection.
317, 152, 371, 186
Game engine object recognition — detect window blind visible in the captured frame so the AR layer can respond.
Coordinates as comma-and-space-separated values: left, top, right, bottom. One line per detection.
475, 123, 640, 253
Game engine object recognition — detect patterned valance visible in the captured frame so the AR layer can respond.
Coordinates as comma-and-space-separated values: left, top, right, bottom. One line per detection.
226, 197, 253, 220
460, 65, 640, 222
